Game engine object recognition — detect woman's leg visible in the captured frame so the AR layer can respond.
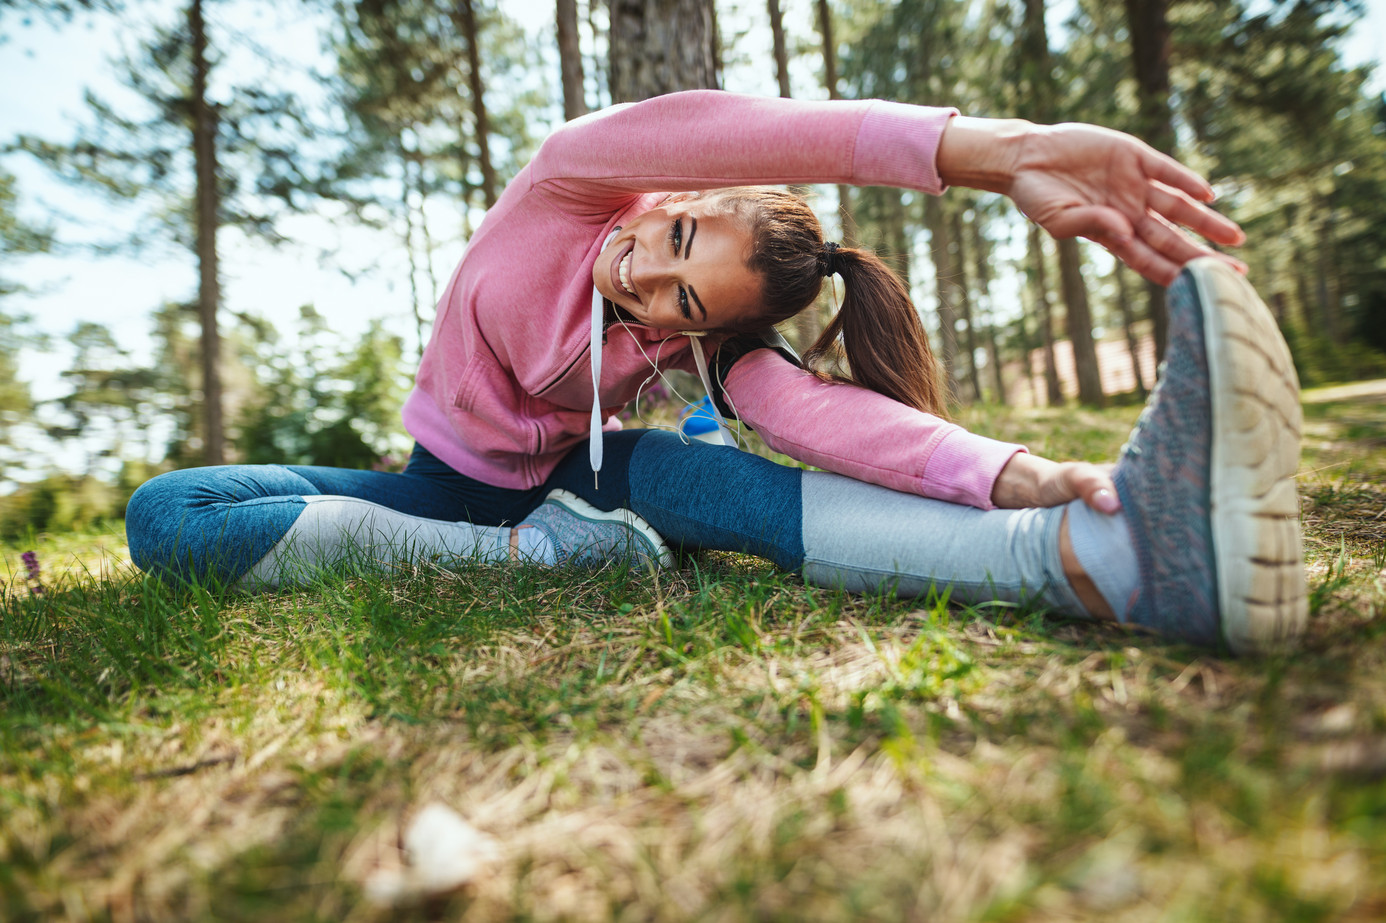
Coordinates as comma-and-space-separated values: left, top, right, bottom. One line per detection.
125, 454, 527, 587
125, 445, 669, 588
544, 431, 1089, 615
549, 258, 1306, 652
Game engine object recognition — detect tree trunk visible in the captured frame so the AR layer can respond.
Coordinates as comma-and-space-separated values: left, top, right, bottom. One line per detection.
816, 0, 855, 244
607, 0, 719, 101
557, 0, 586, 121
768, 0, 791, 97
1114, 264, 1147, 398
1017, 303, 1038, 407
1122, 0, 1174, 364
1057, 237, 1105, 407
1316, 194, 1344, 344
189, 0, 223, 466
457, 0, 497, 207
923, 196, 959, 402
586, 0, 607, 108
970, 216, 1006, 404
951, 208, 982, 403
1028, 225, 1063, 406
400, 140, 428, 362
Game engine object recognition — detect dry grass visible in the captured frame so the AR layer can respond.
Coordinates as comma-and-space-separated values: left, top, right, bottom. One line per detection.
2, 383, 1384, 923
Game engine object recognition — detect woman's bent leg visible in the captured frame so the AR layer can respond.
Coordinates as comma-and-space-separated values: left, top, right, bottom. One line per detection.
126, 461, 525, 587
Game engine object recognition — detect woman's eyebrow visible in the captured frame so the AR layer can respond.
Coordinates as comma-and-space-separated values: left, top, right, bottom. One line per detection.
687, 285, 707, 321
683, 217, 697, 259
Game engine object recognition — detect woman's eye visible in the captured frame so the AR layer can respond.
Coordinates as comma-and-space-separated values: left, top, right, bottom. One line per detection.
670, 219, 682, 254
678, 286, 691, 320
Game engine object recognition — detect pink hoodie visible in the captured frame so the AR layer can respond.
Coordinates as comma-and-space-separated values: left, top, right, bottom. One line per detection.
403, 91, 1025, 510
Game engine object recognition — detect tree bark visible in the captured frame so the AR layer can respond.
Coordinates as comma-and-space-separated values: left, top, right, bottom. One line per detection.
970, 216, 1006, 404
1114, 264, 1147, 398
1017, 302, 1038, 407
607, 0, 719, 102
457, 0, 497, 207
189, 0, 223, 466
1057, 237, 1105, 406
1028, 225, 1063, 406
1316, 193, 1344, 344
950, 208, 982, 403
1122, 0, 1174, 364
557, 0, 586, 121
923, 195, 959, 402
816, 0, 855, 244
768, 0, 791, 98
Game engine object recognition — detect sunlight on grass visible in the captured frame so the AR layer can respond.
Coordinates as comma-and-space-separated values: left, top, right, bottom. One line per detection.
2, 391, 1384, 921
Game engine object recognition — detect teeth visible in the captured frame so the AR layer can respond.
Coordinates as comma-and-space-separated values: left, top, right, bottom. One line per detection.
618, 252, 635, 296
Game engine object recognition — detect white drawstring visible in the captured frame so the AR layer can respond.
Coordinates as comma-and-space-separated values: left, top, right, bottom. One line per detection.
589, 281, 605, 488
589, 227, 622, 489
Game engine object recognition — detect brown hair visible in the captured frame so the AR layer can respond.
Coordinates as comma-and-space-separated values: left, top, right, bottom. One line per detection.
698, 187, 948, 418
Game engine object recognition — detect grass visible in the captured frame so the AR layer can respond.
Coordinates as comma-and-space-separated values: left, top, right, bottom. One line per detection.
2, 382, 1385, 922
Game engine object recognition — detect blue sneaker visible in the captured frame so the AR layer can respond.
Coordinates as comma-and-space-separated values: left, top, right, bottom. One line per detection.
1113, 258, 1306, 654
520, 490, 673, 569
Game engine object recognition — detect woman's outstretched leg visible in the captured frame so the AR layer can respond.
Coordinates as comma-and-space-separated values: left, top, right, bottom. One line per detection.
556, 258, 1305, 653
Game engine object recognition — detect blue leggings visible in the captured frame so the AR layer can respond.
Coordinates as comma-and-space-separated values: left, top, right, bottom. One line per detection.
128, 431, 803, 581
126, 429, 1085, 613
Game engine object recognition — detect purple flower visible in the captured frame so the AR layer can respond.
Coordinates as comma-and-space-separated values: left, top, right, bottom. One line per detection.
20, 550, 44, 595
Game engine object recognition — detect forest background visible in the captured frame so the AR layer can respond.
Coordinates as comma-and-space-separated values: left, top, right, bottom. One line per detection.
1, 0, 1384, 538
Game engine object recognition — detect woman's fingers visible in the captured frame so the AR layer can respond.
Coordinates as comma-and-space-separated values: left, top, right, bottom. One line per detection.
1145, 181, 1245, 247
1064, 462, 1121, 514
1138, 145, 1217, 203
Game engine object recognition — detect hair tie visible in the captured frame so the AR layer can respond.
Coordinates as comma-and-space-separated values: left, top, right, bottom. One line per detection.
820, 241, 842, 278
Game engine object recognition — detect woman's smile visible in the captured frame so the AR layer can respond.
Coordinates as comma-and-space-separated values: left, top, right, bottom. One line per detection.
610, 241, 638, 302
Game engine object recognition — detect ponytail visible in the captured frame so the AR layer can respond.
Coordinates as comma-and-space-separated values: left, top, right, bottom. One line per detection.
802, 246, 948, 418
696, 187, 947, 418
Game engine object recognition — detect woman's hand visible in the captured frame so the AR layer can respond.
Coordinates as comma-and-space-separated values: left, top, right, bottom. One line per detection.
937, 116, 1246, 286
990, 452, 1121, 514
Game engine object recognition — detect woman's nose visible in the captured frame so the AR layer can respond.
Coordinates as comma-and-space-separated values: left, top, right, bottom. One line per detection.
633, 245, 670, 295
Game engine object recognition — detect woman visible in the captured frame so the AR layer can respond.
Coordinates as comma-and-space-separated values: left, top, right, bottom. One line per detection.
126, 92, 1306, 654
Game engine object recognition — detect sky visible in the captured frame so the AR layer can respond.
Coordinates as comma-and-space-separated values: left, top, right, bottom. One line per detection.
1, 0, 1382, 475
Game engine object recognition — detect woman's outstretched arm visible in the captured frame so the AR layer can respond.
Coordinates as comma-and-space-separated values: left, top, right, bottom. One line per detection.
936, 116, 1245, 286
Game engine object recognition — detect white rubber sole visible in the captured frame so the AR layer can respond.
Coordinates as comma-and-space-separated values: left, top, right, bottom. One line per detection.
544, 489, 675, 569
1190, 258, 1307, 654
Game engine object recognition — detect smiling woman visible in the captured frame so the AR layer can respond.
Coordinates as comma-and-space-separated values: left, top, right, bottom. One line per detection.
125, 91, 1307, 655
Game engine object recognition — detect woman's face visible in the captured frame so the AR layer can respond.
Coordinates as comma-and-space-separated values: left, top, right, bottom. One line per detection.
592, 195, 763, 332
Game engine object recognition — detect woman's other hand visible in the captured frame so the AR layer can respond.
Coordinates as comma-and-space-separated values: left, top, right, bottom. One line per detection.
937, 116, 1246, 286
990, 452, 1121, 514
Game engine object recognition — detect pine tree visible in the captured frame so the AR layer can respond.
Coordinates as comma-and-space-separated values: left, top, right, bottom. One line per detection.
14, 0, 314, 465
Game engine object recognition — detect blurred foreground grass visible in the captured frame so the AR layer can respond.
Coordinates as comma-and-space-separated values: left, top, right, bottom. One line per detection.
2, 383, 1384, 922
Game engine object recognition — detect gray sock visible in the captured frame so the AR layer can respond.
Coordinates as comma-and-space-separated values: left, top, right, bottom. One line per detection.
513, 525, 556, 565
1063, 498, 1140, 621
238, 495, 517, 589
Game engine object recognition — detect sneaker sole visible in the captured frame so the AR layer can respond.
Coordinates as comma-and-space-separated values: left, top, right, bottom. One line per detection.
544, 489, 675, 569
1190, 258, 1307, 654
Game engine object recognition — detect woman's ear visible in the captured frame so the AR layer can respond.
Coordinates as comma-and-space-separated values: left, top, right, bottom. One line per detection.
662, 192, 701, 206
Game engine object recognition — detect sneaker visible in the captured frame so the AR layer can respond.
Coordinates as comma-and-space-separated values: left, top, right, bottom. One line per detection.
1113, 257, 1306, 655
520, 489, 673, 569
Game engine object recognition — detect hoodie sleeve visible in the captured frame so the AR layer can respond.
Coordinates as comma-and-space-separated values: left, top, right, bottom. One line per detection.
524, 91, 957, 220
722, 348, 1025, 510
